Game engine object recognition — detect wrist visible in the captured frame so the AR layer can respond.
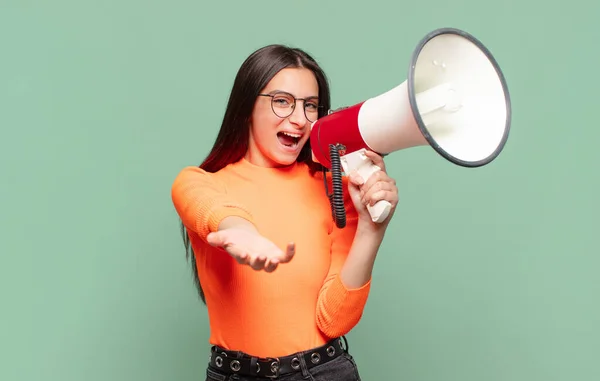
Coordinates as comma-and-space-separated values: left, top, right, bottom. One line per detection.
356, 218, 386, 241
218, 216, 258, 233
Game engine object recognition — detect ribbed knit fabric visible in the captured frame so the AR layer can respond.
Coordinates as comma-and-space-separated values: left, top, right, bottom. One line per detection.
171, 158, 371, 358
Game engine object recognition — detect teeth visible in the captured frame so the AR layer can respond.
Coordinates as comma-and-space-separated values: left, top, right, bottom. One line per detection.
282, 132, 301, 139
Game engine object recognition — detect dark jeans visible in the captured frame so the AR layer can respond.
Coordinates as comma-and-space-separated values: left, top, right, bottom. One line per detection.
204, 347, 362, 381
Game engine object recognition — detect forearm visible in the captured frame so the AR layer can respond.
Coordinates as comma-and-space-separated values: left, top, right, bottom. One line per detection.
315, 179, 390, 337
339, 220, 386, 288
315, 220, 383, 338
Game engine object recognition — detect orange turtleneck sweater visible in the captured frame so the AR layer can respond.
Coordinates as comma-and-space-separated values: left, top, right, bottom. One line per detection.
171, 158, 371, 358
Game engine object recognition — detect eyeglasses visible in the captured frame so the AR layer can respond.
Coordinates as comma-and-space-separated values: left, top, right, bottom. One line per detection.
258, 91, 322, 123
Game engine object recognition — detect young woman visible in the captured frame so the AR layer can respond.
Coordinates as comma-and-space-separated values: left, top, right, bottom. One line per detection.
171, 44, 399, 381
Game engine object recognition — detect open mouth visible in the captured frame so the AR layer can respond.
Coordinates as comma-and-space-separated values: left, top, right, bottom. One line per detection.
277, 131, 302, 148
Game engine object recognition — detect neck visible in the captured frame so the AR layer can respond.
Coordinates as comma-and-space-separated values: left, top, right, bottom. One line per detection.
240, 156, 298, 171
243, 152, 298, 169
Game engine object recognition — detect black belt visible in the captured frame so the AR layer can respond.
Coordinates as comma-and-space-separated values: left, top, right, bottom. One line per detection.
208, 336, 348, 378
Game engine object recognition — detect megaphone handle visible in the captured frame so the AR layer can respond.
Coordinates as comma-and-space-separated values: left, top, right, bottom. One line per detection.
367, 197, 393, 223
340, 149, 393, 224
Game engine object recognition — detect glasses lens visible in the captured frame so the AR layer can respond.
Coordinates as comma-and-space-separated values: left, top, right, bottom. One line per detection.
269, 92, 320, 122
271, 93, 294, 118
303, 99, 320, 122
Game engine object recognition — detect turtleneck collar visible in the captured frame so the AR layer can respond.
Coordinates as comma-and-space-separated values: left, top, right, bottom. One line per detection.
226, 157, 306, 180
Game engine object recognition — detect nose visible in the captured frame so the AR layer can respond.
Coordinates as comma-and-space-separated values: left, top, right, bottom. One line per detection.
288, 103, 307, 127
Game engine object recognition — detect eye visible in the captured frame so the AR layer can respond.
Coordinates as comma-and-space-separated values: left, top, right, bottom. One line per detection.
272, 94, 293, 107
305, 102, 319, 110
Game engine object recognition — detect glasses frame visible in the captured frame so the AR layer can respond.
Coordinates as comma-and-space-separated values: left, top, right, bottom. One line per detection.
258, 91, 323, 123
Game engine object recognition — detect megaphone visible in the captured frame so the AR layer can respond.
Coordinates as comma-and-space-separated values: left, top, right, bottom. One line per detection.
310, 27, 511, 228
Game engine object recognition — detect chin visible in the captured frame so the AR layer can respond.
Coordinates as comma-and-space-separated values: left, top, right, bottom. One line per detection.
272, 154, 300, 167
271, 140, 308, 166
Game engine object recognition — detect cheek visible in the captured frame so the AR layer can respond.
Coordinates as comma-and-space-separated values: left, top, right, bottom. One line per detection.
251, 114, 283, 143
252, 102, 279, 124
253, 110, 284, 131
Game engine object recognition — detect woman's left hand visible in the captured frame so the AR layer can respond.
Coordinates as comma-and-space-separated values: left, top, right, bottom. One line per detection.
347, 150, 399, 229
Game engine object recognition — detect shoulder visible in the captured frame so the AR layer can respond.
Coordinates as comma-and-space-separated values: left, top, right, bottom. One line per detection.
173, 163, 237, 181
171, 165, 235, 196
172, 166, 215, 184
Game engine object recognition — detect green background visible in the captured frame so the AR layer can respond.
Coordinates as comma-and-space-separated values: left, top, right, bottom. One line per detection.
1, 1, 598, 380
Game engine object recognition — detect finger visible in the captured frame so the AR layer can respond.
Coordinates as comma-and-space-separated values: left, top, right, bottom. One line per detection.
365, 189, 399, 208
264, 258, 280, 273
363, 150, 386, 172
236, 254, 249, 265
360, 170, 393, 195
348, 171, 365, 186
360, 178, 395, 204
280, 242, 296, 263
230, 248, 250, 265
248, 255, 268, 271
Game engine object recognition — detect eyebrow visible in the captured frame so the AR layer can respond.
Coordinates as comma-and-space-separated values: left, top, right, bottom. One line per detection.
266, 89, 319, 99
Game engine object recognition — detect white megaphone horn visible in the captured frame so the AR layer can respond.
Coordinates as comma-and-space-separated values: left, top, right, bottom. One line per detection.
310, 27, 511, 228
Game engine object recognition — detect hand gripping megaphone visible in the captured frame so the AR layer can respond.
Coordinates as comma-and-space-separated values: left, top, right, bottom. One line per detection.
310, 27, 511, 228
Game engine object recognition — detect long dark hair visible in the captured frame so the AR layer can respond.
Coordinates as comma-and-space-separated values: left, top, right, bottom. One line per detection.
181, 44, 332, 304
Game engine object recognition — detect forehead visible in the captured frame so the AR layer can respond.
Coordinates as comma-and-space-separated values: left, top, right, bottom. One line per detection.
262, 67, 319, 97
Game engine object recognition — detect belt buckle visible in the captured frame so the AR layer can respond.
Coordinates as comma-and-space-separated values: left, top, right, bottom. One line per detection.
265, 357, 280, 378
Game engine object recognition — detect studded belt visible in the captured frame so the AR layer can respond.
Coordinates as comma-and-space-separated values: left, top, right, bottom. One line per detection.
208, 336, 348, 378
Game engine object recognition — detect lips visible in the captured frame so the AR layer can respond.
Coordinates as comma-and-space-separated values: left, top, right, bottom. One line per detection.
277, 131, 302, 148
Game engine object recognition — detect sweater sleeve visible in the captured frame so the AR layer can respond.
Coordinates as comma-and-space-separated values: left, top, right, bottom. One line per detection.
171, 166, 254, 241
315, 176, 372, 339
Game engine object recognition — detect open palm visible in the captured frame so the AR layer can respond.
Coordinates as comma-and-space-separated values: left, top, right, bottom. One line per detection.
207, 228, 295, 272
